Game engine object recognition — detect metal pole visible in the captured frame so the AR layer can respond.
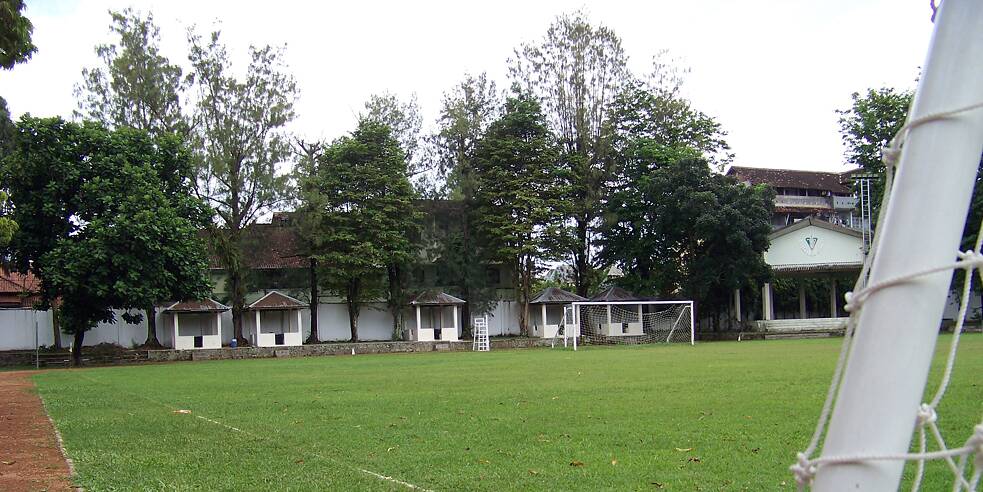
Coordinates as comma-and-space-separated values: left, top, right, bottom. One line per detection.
815, 0, 983, 488
35, 311, 39, 370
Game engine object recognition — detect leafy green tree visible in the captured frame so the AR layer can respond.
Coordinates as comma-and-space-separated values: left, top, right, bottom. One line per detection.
430, 73, 501, 333
598, 143, 773, 329
292, 138, 324, 343
187, 29, 297, 344
509, 11, 630, 297
0, 0, 37, 70
299, 121, 418, 341
75, 9, 185, 137
76, 9, 200, 346
4, 118, 212, 364
472, 94, 563, 335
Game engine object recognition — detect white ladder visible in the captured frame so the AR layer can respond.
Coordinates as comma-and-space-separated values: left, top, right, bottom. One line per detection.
472, 317, 490, 352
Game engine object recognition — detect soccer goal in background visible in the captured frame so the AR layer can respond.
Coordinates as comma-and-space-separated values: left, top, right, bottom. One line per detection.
564, 301, 694, 347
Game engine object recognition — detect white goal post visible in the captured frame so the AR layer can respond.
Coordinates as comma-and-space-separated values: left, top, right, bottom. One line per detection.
565, 301, 695, 348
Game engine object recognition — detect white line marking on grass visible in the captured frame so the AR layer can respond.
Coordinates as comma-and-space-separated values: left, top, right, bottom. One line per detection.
73, 373, 431, 491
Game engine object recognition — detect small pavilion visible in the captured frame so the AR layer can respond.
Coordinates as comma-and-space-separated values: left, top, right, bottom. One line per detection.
589, 286, 646, 336
529, 287, 586, 338
248, 291, 306, 347
164, 299, 229, 350
408, 290, 464, 342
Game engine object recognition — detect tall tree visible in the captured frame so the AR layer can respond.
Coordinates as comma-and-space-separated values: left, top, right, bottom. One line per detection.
292, 138, 324, 344
75, 9, 185, 137
0, 0, 37, 70
76, 9, 197, 346
4, 118, 212, 365
472, 94, 563, 335
509, 11, 631, 296
598, 144, 773, 328
299, 121, 418, 341
187, 29, 297, 345
430, 73, 501, 334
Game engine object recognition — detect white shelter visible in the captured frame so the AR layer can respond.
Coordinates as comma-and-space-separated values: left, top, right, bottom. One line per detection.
529, 287, 586, 338
408, 290, 463, 342
248, 291, 306, 347
751, 217, 863, 331
164, 299, 229, 350
588, 286, 645, 336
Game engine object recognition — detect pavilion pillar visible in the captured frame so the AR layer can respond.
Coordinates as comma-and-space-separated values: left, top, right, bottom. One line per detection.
734, 288, 742, 322
829, 278, 838, 318
415, 306, 422, 341
173, 313, 179, 349
637, 304, 643, 324
216, 311, 222, 341
798, 282, 807, 319
255, 310, 262, 344
452, 305, 458, 339
606, 305, 612, 330
296, 309, 302, 338
541, 304, 547, 333
762, 283, 774, 321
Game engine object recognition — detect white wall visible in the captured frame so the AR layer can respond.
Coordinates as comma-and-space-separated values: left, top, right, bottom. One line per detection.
765, 224, 864, 267
0, 298, 527, 351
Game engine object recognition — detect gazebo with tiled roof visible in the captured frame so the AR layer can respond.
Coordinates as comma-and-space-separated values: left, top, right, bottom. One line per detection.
248, 291, 306, 347
588, 287, 646, 336
164, 299, 229, 349
529, 287, 586, 338
408, 290, 464, 342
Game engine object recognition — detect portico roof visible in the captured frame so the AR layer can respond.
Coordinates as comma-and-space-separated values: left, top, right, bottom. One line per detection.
409, 290, 465, 306
248, 291, 307, 310
164, 299, 230, 313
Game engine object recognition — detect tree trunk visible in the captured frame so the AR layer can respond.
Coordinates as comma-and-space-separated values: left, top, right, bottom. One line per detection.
306, 257, 319, 344
574, 214, 590, 297
143, 305, 162, 348
387, 264, 404, 341
51, 307, 62, 350
230, 267, 247, 345
519, 255, 532, 337
515, 257, 527, 336
346, 278, 361, 342
71, 330, 85, 367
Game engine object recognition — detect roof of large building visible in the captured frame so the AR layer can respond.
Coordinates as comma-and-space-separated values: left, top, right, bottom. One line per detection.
207, 224, 308, 270
726, 166, 854, 194
248, 291, 307, 310
530, 287, 587, 304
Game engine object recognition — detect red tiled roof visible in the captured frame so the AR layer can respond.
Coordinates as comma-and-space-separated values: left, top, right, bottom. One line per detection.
207, 224, 308, 270
726, 166, 853, 194
164, 299, 229, 313
0, 268, 40, 295
248, 291, 306, 310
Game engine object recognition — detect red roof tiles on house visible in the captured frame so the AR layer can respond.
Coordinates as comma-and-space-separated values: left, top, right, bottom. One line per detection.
248, 291, 306, 310
207, 224, 308, 270
164, 299, 230, 313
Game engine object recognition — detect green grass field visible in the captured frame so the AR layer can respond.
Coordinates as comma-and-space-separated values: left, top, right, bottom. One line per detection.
34, 335, 983, 491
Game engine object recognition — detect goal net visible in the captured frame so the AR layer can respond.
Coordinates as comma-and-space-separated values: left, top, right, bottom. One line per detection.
565, 301, 694, 346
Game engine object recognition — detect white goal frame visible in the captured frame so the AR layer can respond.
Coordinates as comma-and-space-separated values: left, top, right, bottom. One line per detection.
568, 300, 695, 348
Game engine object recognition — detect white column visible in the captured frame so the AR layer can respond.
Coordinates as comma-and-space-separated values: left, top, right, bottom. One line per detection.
829, 278, 838, 318
798, 282, 807, 319
734, 288, 742, 322
255, 310, 261, 344
296, 309, 302, 337
541, 304, 547, 333
452, 305, 458, 331
606, 305, 612, 330
637, 304, 643, 324
173, 313, 179, 349
762, 283, 773, 321
816, 1, 983, 488
216, 312, 222, 341
415, 306, 421, 340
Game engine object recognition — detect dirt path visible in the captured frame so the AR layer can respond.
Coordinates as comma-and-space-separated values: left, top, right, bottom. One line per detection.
0, 371, 75, 492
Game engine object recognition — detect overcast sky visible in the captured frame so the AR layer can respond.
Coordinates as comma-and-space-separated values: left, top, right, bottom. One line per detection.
1, 0, 935, 172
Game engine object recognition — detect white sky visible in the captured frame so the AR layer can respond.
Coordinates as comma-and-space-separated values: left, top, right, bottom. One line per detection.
1, 0, 934, 172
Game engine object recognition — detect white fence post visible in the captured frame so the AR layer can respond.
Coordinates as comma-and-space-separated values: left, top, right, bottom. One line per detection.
814, 0, 983, 489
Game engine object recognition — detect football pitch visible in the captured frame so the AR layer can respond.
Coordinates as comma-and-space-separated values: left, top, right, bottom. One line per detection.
34, 335, 983, 490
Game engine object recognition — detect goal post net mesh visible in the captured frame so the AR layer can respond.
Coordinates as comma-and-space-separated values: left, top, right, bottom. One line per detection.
568, 302, 693, 346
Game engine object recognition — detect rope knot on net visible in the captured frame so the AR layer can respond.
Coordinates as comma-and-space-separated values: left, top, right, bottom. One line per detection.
790, 452, 818, 487
916, 404, 938, 426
